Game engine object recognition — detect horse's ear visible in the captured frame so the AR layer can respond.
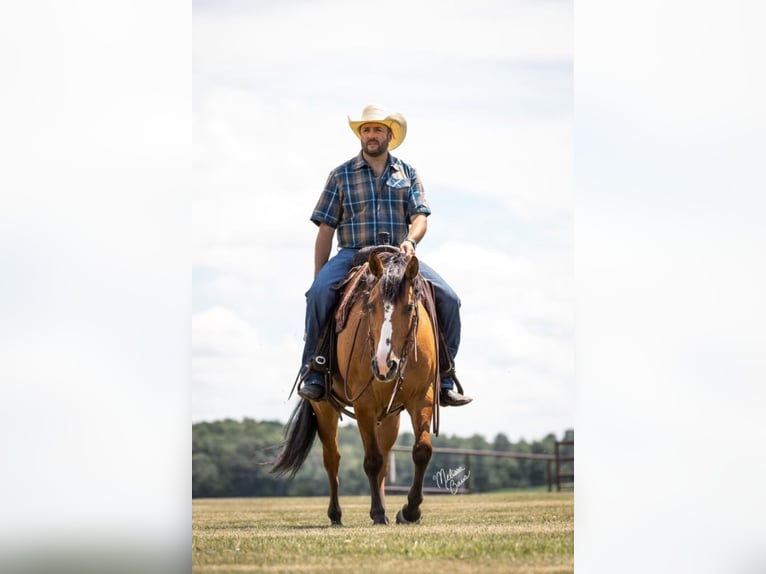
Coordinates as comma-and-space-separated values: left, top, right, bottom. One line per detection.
405, 255, 419, 280
369, 252, 384, 277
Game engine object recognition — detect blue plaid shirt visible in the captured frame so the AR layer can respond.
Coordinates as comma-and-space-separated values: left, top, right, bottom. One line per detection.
310, 152, 431, 248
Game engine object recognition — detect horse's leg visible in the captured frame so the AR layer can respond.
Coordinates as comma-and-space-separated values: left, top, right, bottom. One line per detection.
376, 413, 401, 512
356, 407, 389, 525
397, 402, 433, 524
378, 413, 401, 484
314, 402, 342, 526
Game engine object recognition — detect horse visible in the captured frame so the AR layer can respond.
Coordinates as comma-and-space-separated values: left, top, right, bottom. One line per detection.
272, 248, 438, 525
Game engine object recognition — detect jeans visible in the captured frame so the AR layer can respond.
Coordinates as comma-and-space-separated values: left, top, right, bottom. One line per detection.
302, 248, 461, 389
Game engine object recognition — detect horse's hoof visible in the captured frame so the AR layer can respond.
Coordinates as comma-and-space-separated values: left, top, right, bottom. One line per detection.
331, 520, 343, 527
372, 515, 389, 525
396, 508, 421, 524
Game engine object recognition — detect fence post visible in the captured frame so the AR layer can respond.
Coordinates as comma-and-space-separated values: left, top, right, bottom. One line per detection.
464, 452, 471, 493
547, 459, 552, 492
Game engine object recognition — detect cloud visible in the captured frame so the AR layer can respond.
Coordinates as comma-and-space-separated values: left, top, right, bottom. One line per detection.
192, 307, 301, 423
428, 241, 574, 438
194, 0, 572, 79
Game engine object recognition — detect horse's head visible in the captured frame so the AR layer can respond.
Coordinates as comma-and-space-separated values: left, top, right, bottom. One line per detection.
366, 251, 421, 383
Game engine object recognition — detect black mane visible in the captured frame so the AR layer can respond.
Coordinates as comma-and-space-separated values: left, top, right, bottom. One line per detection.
336, 252, 426, 328
376, 252, 425, 303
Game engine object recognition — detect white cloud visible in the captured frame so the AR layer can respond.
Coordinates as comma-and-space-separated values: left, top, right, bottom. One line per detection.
428, 241, 574, 438
194, 0, 571, 80
410, 116, 573, 219
192, 307, 302, 423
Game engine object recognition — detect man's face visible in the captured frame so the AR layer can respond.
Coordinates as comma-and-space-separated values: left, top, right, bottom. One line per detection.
360, 122, 391, 157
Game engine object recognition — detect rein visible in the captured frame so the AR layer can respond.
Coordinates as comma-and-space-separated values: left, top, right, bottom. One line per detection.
342, 312, 375, 403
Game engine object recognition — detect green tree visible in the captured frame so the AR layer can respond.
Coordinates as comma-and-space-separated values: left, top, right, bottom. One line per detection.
192, 452, 221, 497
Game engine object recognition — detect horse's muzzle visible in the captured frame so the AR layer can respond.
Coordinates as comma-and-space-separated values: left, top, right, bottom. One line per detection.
372, 356, 399, 383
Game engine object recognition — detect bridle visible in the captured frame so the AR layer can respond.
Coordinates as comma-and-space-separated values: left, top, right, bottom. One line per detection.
342, 269, 420, 420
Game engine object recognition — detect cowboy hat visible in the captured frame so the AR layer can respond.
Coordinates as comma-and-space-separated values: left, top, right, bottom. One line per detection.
348, 104, 407, 150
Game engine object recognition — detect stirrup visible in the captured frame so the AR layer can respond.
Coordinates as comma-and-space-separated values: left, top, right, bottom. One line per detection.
291, 360, 329, 401
440, 367, 466, 395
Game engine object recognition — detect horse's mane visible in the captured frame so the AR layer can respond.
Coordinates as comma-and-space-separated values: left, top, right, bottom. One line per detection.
377, 252, 426, 303
339, 252, 426, 326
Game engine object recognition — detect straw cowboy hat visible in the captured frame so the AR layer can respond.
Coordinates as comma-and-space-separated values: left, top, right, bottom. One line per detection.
348, 104, 407, 150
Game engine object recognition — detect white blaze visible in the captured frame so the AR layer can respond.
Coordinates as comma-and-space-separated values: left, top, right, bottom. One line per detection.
375, 302, 394, 375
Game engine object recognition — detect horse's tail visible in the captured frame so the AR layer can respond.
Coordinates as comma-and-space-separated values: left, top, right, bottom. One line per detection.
271, 399, 318, 478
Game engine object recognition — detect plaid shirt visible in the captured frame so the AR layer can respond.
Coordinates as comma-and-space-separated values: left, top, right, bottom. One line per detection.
310, 152, 431, 248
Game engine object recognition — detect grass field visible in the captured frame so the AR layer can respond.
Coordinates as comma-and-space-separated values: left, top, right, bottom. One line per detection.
192, 491, 573, 573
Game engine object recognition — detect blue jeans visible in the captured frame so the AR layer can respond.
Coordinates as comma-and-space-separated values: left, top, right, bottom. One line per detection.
302, 248, 461, 389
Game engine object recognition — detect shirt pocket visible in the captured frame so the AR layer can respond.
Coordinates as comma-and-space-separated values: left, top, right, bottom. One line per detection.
385, 174, 411, 189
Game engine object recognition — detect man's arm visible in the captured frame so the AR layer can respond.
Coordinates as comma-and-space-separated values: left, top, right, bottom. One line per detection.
314, 223, 335, 278
400, 213, 427, 255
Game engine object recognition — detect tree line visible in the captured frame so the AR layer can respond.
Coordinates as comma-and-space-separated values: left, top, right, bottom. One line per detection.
193, 417, 574, 498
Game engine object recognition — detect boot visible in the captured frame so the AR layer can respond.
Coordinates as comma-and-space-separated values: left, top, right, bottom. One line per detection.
439, 374, 472, 407
297, 363, 327, 401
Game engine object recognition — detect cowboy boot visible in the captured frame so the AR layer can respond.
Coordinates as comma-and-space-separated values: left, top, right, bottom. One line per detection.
297, 359, 328, 401
439, 368, 473, 407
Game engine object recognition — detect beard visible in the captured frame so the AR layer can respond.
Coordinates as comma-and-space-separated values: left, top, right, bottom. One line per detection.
362, 137, 389, 157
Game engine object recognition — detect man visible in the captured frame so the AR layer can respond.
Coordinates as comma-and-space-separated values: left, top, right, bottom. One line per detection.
297, 104, 472, 407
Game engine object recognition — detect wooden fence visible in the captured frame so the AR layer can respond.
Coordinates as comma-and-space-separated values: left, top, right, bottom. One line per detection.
386, 440, 574, 494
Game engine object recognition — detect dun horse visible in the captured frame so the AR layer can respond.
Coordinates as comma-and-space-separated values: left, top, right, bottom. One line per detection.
272, 248, 438, 525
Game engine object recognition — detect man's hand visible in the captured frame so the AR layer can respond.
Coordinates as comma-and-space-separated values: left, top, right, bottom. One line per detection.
399, 238, 416, 256
400, 214, 427, 257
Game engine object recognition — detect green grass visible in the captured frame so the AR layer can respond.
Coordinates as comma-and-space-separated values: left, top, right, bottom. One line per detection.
192, 491, 573, 573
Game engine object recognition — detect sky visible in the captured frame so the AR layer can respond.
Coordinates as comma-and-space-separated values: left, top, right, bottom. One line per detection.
192, 0, 574, 441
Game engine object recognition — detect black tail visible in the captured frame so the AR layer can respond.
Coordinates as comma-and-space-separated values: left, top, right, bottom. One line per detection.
271, 399, 318, 478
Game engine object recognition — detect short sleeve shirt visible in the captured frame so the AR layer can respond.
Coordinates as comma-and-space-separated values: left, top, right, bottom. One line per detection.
310, 152, 431, 248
